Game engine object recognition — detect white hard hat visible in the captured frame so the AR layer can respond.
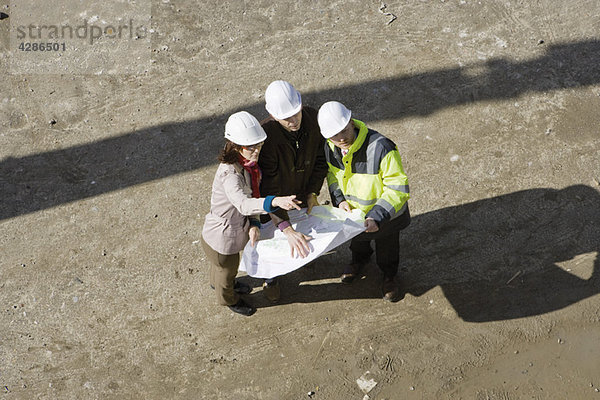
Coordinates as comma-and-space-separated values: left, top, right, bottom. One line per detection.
224, 111, 267, 146
265, 80, 302, 120
317, 101, 352, 138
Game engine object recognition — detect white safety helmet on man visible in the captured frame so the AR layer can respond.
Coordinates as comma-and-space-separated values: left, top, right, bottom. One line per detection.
317, 101, 352, 139
224, 111, 267, 146
265, 80, 303, 120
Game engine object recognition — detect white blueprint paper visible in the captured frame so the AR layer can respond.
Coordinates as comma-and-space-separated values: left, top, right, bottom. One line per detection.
239, 205, 366, 279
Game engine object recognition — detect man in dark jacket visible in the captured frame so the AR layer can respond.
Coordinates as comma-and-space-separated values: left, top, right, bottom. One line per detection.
258, 80, 329, 302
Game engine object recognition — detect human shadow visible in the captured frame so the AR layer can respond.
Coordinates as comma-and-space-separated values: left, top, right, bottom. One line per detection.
2, 40, 600, 220
245, 185, 600, 323
241, 253, 386, 309
403, 184, 600, 322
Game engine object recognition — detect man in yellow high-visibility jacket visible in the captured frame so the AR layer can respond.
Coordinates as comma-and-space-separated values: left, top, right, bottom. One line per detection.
318, 101, 411, 302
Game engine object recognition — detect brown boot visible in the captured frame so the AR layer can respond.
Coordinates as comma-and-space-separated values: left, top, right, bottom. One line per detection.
262, 281, 280, 303
340, 263, 363, 283
382, 277, 400, 302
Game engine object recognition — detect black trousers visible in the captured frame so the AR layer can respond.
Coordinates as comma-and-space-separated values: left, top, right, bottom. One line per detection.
350, 206, 411, 279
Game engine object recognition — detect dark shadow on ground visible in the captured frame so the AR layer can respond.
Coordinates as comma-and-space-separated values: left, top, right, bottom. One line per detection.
246, 185, 600, 323
2, 40, 600, 220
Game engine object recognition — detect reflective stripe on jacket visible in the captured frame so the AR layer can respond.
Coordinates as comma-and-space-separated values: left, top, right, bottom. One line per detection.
325, 119, 410, 225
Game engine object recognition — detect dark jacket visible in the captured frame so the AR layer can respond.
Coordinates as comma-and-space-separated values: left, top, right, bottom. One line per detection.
259, 106, 328, 224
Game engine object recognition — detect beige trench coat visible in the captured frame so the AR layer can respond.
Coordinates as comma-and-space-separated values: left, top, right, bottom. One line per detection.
202, 162, 267, 255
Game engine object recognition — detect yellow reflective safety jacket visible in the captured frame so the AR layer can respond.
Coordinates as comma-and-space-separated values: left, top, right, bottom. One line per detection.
325, 119, 410, 225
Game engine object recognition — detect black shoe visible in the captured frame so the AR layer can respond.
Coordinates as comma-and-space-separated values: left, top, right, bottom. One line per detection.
210, 280, 252, 294
228, 299, 256, 316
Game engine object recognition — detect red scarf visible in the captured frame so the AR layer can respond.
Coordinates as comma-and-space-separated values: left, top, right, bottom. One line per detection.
238, 154, 262, 198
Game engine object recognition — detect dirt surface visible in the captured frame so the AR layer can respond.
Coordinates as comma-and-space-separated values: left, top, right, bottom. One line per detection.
1, 0, 600, 399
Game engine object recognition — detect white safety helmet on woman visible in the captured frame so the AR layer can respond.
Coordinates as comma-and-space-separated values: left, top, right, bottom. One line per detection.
224, 111, 267, 146
265, 80, 303, 119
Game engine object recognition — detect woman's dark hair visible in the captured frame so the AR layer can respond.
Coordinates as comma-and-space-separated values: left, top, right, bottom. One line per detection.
218, 140, 242, 164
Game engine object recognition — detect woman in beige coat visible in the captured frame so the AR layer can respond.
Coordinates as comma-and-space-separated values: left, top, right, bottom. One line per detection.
201, 111, 301, 316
